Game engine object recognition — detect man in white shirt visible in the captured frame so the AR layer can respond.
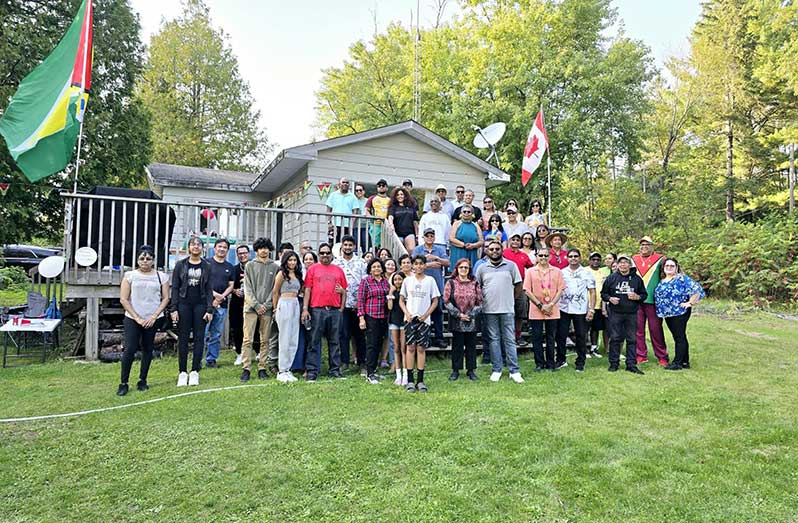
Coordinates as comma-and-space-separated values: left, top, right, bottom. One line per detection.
424, 184, 455, 220
418, 196, 452, 250
557, 248, 596, 372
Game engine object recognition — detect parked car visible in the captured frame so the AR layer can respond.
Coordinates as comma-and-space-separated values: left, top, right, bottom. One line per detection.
1, 245, 61, 273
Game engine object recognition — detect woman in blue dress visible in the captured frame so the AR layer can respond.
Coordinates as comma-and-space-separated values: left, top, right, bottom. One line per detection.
654, 257, 705, 371
448, 204, 483, 270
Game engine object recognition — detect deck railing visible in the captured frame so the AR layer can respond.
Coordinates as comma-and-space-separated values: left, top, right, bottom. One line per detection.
61, 192, 408, 286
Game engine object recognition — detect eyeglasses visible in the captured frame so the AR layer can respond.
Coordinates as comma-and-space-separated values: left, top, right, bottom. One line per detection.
138, 255, 154, 261
486, 247, 501, 252
532, 204, 540, 207
355, 188, 364, 192
483, 200, 492, 204
490, 219, 500, 223
507, 211, 516, 215
537, 254, 550, 258
461, 210, 472, 214
664, 263, 677, 268
567, 255, 580, 258
319, 251, 332, 255
455, 190, 464, 194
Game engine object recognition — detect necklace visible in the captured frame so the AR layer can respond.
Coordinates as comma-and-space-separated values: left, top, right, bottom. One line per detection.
538, 266, 552, 302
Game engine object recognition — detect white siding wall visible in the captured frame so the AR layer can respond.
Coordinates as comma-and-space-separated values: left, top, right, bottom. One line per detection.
312, 133, 488, 207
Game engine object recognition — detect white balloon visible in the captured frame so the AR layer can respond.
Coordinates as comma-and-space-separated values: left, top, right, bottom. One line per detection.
74, 247, 98, 267
38, 256, 65, 279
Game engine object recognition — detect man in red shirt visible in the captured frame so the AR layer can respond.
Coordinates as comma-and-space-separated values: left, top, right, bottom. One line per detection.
301, 243, 347, 381
504, 233, 534, 346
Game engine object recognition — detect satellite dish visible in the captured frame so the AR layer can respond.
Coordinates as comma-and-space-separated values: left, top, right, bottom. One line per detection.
75, 247, 98, 267
38, 256, 65, 279
473, 122, 506, 148
472, 122, 506, 167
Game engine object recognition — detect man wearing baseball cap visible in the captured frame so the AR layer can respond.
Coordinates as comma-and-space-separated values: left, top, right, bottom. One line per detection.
632, 236, 669, 366
601, 254, 646, 375
365, 179, 391, 250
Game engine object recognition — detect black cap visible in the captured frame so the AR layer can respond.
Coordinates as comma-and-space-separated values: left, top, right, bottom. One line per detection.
377, 179, 388, 186
423, 228, 435, 236
402, 179, 413, 187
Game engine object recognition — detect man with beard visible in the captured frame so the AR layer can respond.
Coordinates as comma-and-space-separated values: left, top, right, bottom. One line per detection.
632, 236, 669, 366
334, 235, 367, 373
556, 249, 596, 372
476, 240, 525, 383
365, 179, 391, 250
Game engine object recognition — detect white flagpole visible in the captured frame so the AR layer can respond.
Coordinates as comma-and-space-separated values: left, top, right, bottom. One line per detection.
71, 0, 91, 194
546, 153, 552, 226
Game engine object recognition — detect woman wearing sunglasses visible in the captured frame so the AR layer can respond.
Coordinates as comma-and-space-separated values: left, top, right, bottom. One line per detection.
117, 245, 170, 396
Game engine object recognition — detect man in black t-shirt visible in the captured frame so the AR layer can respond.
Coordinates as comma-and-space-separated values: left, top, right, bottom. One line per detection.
204, 238, 235, 367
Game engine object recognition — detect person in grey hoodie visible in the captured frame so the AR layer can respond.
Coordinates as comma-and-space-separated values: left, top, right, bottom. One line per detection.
240, 237, 279, 382
601, 254, 647, 375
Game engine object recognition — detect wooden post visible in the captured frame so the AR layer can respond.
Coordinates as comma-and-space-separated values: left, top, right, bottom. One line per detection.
86, 297, 99, 360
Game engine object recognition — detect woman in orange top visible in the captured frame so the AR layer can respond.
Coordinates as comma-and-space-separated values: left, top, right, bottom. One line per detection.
523, 250, 566, 371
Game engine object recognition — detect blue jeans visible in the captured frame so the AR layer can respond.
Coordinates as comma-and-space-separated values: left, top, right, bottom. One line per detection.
204, 307, 228, 364
483, 312, 519, 374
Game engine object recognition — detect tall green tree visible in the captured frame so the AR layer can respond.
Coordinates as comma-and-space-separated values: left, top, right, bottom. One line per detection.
315, 0, 654, 232
137, 0, 270, 172
0, 0, 151, 245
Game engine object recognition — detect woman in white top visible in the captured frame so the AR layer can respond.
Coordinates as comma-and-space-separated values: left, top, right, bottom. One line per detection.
117, 245, 170, 396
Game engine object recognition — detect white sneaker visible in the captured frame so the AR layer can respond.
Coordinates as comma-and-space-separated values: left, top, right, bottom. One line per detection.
234, 354, 243, 366
286, 373, 298, 382
509, 372, 525, 383
188, 371, 199, 386
585, 352, 592, 359
592, 350, 603, 359
490, 371, 502, 382
176, 372, 188, 387
276, 372, 290, 383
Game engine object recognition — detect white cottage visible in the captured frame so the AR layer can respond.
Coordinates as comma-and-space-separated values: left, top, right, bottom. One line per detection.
147, 120, 511, 247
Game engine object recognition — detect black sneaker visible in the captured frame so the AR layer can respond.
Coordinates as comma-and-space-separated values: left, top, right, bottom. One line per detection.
534, 366, 544, 372
306, 373, 317, 383
448, 371, 460, 381
626, 367, 645, 375
258, 369, 268, 380
466, 371, 479, 381
136, 380, 149, 391
682, 362, 691, 369
329, 370, 346, 379
240, 369, 251, 382
608, 366, 619, 372
664, 363, 683, 371
575, 367, 584, 373
205, 360, 218, 369
116, 383, 129, 396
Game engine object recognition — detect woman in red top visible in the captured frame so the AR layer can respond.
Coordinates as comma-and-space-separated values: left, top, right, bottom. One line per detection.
443, 258, 483, 381
357, 258, 391, 384
546, 232, 569, 269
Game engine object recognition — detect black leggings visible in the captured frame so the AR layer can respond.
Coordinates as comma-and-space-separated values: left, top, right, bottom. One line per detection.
121, 317, 156, 384
664, 308, 692, 366
178, 301, 206, 373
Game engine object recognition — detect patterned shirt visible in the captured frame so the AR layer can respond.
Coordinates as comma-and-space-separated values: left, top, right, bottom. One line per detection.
559, 265, 596, 315
655, 274, 705, 318
333, 255, 366, 308
357, 276, 390, 319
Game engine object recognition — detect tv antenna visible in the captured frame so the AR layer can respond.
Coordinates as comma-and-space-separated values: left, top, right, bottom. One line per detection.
472, 122, 506, 168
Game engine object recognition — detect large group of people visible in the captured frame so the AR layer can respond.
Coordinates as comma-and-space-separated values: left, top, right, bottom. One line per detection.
116, 181, 705, 396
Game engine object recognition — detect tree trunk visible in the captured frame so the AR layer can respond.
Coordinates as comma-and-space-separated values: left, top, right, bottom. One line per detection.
725, 118, 735, 222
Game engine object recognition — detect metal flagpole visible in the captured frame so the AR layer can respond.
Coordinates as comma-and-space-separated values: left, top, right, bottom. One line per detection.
72, 1, 91, 194
547, 153, 552, 226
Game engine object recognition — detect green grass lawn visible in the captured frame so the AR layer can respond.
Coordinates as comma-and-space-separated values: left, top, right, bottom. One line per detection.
1, 311, 797, 522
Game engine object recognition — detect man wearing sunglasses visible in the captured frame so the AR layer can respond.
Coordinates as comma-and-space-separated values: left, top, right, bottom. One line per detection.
475, 240, 525, 383
302, 243, 348, 382
453, 185, 466, 210
451, 190, 482, 224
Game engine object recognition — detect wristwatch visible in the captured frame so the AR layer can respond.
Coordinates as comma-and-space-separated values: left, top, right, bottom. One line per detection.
536, 302, 543, 309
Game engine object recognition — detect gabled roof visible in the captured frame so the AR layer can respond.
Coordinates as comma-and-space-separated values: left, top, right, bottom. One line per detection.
147, 163, 258, 191
250, 120, 511, 192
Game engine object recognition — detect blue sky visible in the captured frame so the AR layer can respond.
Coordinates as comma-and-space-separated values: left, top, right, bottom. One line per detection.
129, 0, 702, 152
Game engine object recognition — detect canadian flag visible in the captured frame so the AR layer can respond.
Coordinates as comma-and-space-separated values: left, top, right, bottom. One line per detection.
521, 110, 549, 187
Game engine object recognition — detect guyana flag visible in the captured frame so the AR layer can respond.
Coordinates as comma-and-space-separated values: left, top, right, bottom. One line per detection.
0, 0, 93, 182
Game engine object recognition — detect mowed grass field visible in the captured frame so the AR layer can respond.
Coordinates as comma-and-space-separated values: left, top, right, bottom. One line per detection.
1, 311, 797, 522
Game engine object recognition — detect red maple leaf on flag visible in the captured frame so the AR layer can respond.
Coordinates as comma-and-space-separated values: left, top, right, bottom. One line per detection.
525, 135, 539, 159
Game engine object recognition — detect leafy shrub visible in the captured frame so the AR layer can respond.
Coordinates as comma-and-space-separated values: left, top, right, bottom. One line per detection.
652, 216, 798, 308
0, 266, 30, 290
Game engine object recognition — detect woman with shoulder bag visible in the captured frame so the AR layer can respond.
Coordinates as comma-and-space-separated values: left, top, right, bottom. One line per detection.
443, 258, 483, 381
117, 245, 170, 396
